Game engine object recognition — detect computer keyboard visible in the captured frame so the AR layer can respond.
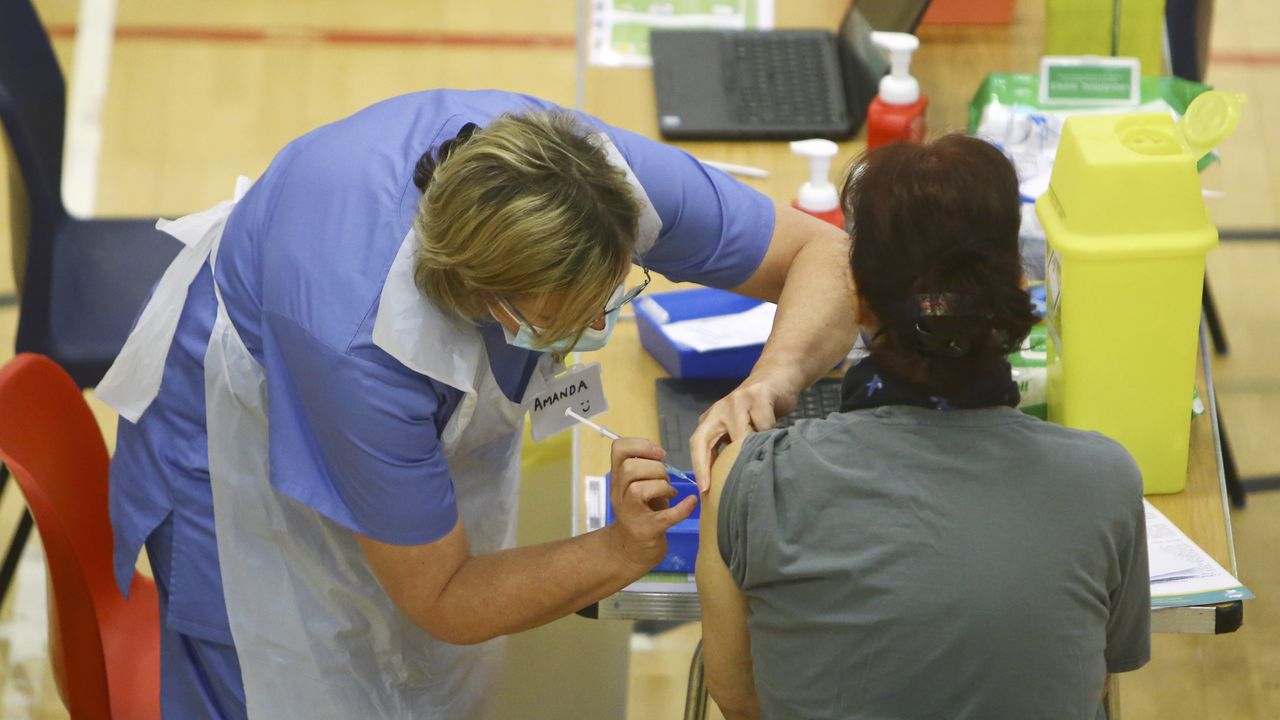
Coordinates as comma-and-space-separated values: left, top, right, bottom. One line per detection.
657, 378, 844, 468
774, 378, 843, 429
723, 34, 839, 126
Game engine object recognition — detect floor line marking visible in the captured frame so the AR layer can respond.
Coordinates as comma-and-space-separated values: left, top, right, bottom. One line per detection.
47, 23, 577, 49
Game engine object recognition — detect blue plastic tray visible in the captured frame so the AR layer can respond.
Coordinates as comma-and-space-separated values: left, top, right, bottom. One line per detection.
604, 470, 701, 573
634, 287, 765, 379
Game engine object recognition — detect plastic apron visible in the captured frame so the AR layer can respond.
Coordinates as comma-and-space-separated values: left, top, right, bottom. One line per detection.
98, 179, 548, 719
97, 133, 662, 719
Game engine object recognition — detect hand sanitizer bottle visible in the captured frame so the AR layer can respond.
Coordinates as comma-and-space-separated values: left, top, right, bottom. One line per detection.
867, 32, 928, 150
789, 138, 844, 228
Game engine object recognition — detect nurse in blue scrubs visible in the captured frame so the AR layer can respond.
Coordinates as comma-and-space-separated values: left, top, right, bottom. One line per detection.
96, 89, 856, 719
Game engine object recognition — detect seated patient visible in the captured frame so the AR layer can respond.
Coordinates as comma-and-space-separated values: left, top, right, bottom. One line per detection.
697, 135, 1150, 720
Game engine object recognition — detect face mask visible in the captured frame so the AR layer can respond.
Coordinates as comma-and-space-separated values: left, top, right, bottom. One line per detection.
497, 284, 624, 353
499, 308, 620, 353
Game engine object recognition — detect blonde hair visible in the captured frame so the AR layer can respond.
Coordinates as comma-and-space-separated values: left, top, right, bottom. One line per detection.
413, 111, 639, 348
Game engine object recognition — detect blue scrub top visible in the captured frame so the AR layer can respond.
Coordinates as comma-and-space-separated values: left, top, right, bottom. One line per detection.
108, 89, 776, 643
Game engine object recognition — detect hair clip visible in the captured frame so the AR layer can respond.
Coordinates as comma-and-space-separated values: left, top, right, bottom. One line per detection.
414, 123, 482, 192
906, 293, 983, 319
912, 321, 972, 359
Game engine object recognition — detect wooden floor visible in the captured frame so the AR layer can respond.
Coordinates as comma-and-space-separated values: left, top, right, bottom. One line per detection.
1, 0, 1277, 718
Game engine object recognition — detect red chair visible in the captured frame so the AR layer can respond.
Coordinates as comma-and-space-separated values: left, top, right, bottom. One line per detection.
0, 354, 160, 720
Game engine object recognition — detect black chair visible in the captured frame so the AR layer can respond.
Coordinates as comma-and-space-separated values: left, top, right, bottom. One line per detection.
1, 0, 183, 598
1166, 0, 1214, 84
1166, 0, 1230, 356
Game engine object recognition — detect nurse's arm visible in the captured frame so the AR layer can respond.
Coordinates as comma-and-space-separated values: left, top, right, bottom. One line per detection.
695, 441, 760, 720
690, 202, 857, 489
357, 439, 695, 645
356, 524, 624, 644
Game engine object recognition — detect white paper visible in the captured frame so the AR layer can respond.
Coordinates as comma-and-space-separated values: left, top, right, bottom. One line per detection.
1145, 500, 1248, 600
589, 0, 775, 68
1147, 541, 1196, 582
662, 302, 776, 353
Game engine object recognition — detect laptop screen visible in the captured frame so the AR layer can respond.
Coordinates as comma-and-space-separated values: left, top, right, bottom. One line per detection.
840, 7, 890, 80
839, 0, 932, 76
834, 0, 932, 129
856, 0, 934, 33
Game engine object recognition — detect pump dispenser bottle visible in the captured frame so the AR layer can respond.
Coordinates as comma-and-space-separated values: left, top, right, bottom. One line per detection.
789, 139, 843, 227
867, 32, 928, 150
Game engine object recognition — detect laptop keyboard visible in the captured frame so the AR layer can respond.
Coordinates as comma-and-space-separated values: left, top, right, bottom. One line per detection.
659, 378, 844, 460
723, 34, 838, 126
775, 378, 843, 429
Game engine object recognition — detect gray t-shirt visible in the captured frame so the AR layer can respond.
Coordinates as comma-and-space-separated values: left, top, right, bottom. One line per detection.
719, 405, 1150, 720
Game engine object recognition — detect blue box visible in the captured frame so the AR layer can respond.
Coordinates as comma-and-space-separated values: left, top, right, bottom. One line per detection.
634, 288, 765, 379
604, 470, 701, 573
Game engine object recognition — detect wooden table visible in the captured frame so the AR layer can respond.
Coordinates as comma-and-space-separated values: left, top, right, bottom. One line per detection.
573, 0, 1240, 632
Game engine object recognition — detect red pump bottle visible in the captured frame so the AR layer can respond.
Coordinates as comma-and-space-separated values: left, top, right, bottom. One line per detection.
866, 32, 928, 150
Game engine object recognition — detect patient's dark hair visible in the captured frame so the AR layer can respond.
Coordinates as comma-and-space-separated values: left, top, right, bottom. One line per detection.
842, 134, 1036, 392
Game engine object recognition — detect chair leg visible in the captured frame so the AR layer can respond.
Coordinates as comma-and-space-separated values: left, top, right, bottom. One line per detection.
1219, 412, 1247, 508
0, 465, 36, 602
684, 638, 710, 720
1203, 280, 1229, 356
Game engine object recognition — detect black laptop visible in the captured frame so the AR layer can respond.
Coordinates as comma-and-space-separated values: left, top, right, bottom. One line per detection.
650, 0, 932, 140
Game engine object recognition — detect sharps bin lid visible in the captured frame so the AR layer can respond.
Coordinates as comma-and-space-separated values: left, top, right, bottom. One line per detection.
1178, 91, 1245, 161
1039, 90, 1245, 251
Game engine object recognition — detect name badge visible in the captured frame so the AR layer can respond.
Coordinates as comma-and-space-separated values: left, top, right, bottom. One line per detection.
529, 362, 608, 441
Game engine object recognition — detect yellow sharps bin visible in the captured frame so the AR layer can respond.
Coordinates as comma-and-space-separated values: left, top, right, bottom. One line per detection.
1036, 91, 1243, 494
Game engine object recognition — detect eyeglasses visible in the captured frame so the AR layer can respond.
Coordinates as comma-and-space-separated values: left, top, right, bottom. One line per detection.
605, 268, 651, 315
496, 296, 543, 335
499, 267, 652, 337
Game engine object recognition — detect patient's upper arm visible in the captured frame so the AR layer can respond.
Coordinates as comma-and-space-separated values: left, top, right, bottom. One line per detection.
699, 439, 747, 583
697, 441, 759, 719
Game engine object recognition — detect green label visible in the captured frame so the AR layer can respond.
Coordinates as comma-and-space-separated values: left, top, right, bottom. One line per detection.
1046, 66, 1133, 101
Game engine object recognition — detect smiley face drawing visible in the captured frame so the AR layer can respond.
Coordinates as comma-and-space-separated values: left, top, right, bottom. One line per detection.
578, 399, 592, 414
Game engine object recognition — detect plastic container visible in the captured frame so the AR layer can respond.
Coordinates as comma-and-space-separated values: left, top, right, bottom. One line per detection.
1046, 0, 1165, 77
866, 32, 928, 150
1036, 91, 1243, 494
789, 139, 844, 227
634, 288, 767, 379
605, 470, 700, 573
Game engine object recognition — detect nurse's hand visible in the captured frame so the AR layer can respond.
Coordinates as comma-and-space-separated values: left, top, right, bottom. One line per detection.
607, 437, 699, 573
689, 371, 798, 494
